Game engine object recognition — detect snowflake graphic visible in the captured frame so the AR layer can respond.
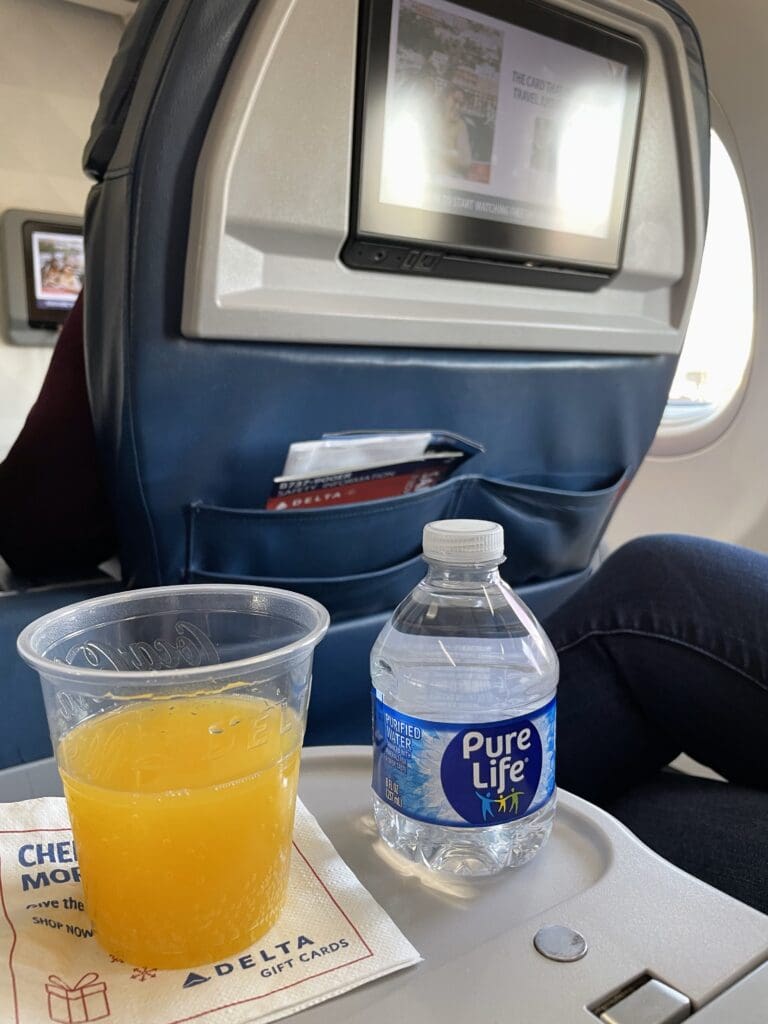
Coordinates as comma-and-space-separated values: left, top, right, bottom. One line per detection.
109, 955, 124, 964
130, 966, 157, 982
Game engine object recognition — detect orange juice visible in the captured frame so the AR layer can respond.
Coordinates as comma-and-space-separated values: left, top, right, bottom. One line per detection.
58, 695, 300, 969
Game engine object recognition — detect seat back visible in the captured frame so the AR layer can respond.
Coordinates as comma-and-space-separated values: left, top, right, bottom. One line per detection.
81, 0, 709, 743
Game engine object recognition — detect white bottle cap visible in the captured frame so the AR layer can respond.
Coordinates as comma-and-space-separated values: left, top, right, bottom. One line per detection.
422, 519, 505, 565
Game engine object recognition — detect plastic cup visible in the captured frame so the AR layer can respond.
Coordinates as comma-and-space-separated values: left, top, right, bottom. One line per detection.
18, 585, 329, 969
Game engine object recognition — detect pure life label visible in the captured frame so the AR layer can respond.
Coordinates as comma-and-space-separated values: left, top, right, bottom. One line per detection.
372, 694, 556, 828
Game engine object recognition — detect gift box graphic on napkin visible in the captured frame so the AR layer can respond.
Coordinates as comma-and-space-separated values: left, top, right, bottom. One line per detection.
45, 973, 110, 1024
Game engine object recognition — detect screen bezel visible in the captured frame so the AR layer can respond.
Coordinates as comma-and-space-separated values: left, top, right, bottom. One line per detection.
350, 0, 646, 274
21, 220, 84, 329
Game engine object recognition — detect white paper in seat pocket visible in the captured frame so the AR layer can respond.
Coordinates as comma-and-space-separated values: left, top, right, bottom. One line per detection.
282, 433, 433, 476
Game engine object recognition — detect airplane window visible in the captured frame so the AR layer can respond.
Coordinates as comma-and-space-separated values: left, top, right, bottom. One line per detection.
663, 129, 754, 428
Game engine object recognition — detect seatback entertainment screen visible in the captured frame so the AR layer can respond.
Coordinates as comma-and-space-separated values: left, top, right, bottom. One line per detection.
22, 221, 85, 329
344, 0, 645, 288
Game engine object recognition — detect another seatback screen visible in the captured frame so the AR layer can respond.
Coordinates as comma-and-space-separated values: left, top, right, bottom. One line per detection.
349, 0, 645, 279
22, 221, 84, 329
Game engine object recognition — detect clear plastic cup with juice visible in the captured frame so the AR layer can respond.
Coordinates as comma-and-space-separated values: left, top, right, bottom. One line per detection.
18, 585, 329, 969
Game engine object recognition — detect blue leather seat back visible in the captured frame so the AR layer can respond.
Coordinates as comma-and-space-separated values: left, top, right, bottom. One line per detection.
77, 0, 709, 745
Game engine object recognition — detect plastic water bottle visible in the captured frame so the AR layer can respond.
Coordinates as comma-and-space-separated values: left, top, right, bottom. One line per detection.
371, 519, 558, 876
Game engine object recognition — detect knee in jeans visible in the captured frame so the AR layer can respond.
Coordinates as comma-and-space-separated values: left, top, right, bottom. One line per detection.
599, 534, 703, 594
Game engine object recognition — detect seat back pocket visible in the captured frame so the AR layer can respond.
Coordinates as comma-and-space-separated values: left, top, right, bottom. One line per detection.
186, 468, 627, 617
187, 479, 462, 618
460, 470, 628, 584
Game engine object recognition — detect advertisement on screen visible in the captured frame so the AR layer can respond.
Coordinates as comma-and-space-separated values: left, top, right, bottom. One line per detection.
380, 0, 629, 240
30, 231, 85, 311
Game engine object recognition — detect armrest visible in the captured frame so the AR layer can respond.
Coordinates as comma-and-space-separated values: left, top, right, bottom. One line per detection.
0, 555, 115, 594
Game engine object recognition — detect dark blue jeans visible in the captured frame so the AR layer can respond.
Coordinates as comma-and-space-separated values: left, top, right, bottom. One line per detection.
544, 534, 768, 914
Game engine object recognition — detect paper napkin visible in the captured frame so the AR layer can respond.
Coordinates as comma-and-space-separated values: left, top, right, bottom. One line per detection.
0, 797, 420, 1023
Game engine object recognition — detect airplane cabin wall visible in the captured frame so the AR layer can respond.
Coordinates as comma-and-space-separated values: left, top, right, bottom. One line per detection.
606, 0, 768, 553
0, 0, 122, 460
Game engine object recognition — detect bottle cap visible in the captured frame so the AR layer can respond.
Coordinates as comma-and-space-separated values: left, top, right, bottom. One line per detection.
422, 519, 504, 565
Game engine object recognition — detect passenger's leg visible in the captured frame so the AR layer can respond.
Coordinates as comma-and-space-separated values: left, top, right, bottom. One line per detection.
543, 534, 768, 911
608, 774, 768, 913
544, 534, 768, 802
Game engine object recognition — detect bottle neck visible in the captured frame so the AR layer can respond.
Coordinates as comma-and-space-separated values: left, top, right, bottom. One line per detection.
423, 559, 503, 587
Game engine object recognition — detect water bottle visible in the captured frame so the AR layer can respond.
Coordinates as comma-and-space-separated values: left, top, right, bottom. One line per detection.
371, 519, 558, 876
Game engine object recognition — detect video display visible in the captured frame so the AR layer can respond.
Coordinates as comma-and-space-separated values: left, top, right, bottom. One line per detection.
350, 0, 645, 279
22, 221, 84, 328
30, 230, 84, 311
382, 0, 630, 239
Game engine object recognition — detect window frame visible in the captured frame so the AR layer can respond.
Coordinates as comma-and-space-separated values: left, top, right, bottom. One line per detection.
651, 100, 755, 457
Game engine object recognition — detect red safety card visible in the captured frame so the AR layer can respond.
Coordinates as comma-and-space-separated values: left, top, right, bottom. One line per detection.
267, 454, 463, 511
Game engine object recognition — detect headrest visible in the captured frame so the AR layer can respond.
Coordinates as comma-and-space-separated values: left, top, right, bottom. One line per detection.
83, 0, 169, 180
658, 0, 710, 209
